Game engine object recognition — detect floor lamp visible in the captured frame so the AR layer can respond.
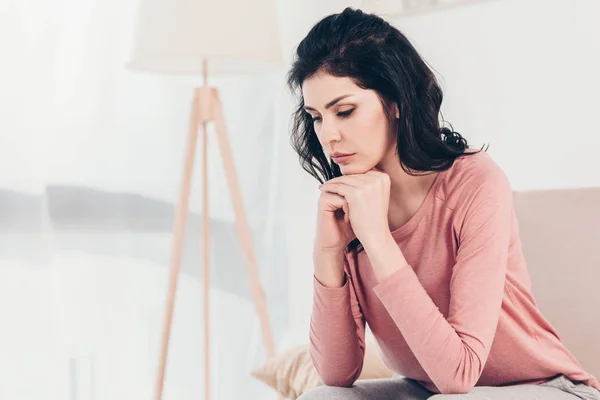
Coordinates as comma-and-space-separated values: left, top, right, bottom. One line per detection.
128, 1, 283, 399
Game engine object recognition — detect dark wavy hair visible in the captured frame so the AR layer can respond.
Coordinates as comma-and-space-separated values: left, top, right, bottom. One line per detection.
287, 7, 484, 183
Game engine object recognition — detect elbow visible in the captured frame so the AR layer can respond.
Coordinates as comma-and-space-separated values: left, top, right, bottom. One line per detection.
320, 376, 356, 388
433, 369, 481, 394
434, 347, 485, 394
433, 365, 481, 394
317, 364, 361, 388
310, 342, 364, 388
316, 362, 362, 388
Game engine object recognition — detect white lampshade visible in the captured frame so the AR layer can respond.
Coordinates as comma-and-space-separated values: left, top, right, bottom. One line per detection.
128, 0, 284, 75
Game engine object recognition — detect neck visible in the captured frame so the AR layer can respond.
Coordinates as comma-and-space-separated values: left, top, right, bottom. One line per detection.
377, 153, 438, 232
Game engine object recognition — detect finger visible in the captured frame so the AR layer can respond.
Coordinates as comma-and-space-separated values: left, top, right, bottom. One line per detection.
319, 182, 352, 198
319, 191, 346, 211
321, 174, 366, 187
342, 201, 349, 224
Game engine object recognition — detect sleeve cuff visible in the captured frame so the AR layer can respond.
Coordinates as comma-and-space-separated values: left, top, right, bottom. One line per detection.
313, 273, 351, 301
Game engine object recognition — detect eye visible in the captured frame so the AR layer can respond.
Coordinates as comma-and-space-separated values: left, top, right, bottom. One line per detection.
309, 115, 322, 123
337, 109, 354, 118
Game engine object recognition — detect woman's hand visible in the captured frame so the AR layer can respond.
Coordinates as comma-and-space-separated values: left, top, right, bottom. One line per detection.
314, 190, 355, 254
312, 189, 356, 288
318, 170, 391, 250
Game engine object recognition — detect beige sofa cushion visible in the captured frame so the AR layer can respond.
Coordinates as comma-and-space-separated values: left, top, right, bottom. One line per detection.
251, 334, 393, 399
513, 187, 600, 379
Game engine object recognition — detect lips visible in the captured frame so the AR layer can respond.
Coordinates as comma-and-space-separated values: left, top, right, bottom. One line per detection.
331, 153, 355, 163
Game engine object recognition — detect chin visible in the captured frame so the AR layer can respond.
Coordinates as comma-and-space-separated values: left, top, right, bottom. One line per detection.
337, 163, 370, 176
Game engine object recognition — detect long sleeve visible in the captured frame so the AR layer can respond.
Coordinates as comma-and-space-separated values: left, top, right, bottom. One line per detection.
309, 256, 366, 387
372, 167, 513, 394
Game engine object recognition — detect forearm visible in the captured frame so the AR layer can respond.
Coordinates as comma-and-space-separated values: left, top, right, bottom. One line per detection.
310, 250, 365, 386
313, 248, 346, 288
362, 233, 409, 283
366, 233, 506, 394
310, 276, 365, 386
372, 267, 490, 394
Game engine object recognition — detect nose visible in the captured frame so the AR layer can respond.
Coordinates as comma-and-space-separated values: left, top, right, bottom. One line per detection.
318, 118, 342, 147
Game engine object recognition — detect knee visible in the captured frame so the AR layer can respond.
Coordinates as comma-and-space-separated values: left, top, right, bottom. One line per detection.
298, 384, 357, 400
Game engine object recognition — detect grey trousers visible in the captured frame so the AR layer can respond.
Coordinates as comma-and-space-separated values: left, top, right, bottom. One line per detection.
298, 375, 600, 400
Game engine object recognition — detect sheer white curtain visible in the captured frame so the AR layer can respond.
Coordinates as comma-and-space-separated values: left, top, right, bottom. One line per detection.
0, 0, 289, 399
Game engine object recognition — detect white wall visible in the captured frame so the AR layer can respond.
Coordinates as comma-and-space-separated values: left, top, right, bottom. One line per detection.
395, 0, 600, 191
284, 0, 600, 345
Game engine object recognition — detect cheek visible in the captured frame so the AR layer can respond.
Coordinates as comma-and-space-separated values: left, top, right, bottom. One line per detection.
353, 112, 392, 152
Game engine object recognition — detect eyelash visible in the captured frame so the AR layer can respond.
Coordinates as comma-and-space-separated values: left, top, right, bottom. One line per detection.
310, 109, 354, 122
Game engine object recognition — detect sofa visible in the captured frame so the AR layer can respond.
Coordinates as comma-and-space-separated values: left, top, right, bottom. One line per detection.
513, 187, 600, 380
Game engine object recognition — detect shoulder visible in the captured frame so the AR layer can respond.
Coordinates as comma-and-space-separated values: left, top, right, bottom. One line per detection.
437, 150, 513, 212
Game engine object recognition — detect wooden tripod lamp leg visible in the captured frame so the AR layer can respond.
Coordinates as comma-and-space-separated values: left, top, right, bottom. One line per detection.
201, 94, 211, 400
154, 85, 279, 400
211, 89, 277, 360
154, 90, 202, 400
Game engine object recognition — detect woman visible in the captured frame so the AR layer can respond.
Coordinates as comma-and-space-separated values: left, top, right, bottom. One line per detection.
287, 7, 600, 400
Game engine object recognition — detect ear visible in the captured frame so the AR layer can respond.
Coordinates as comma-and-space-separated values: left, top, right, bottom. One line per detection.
393, 103, 399, 119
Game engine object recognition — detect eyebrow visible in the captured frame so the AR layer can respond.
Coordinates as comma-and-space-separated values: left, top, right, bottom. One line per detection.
304, 94, 354, 112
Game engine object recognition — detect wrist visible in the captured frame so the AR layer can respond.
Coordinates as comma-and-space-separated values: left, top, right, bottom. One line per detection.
314, 271, 346, 288
313, 246, 345, 262
360, 229, 394, 252
313, 249, 346, 288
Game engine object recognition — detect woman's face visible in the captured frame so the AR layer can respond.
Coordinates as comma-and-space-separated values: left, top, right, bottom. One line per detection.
302, 72, 398, 175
